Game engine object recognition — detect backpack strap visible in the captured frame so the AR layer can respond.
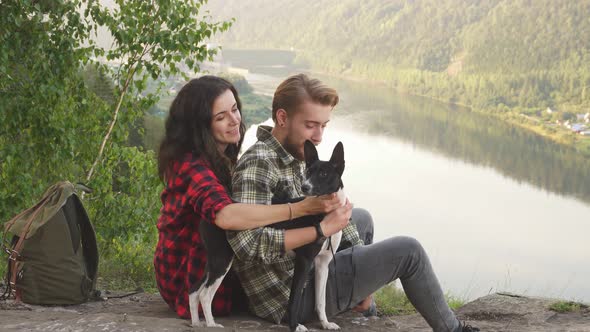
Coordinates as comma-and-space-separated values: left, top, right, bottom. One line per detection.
3, 195, 53, 302
3, 194, 52, 238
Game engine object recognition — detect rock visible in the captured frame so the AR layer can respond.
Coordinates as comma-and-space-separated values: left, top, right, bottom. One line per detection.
0, 292, 589, 331
453, 293, 590, 331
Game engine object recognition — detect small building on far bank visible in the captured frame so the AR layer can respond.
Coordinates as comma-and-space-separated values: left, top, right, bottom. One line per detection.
571, 123, 587, 133
577, 112, 590, 123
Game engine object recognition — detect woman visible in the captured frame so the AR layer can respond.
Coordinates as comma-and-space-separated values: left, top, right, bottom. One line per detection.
154, 76, 348, 319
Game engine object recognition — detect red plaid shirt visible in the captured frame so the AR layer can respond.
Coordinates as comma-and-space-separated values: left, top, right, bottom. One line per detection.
154, 153, 234, 319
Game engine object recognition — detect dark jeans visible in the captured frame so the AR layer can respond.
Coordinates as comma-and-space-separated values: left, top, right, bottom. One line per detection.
300, 208, 461, 332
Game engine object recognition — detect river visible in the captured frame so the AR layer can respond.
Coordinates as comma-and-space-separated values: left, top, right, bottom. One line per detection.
225, 49, 590, 303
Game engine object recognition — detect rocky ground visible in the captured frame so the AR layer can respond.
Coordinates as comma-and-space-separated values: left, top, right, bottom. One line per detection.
1, 292, 589, 331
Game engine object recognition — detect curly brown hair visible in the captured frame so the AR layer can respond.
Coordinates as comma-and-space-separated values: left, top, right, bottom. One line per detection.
157, 76, 246, 190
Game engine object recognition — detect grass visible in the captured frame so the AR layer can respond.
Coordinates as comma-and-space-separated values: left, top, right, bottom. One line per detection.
374, 283, 466, 316
374, 283, 417, 315
96, 238, 158, 294
97, 257, 157, 294
549, 301, 588, 313
446, 293, 467, 310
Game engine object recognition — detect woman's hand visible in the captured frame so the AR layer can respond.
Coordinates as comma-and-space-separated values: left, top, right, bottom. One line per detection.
319, 199, 352, 237
292, 193, 343, 218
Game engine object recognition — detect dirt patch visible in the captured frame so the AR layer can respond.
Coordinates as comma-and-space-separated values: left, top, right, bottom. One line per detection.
1, 292, 589, 331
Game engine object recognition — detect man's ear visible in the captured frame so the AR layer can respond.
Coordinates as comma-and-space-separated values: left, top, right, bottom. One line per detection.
330, 142, 345, 175
276, 109, 288, 127
304, 140, 319, 167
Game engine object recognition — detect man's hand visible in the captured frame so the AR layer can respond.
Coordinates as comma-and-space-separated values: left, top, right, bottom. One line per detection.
283, 199, 350, 251
352, 295, 374, 313
319, 199, 352, 237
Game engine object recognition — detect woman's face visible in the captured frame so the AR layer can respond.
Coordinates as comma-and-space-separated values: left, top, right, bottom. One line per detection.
211, 89, 241, 153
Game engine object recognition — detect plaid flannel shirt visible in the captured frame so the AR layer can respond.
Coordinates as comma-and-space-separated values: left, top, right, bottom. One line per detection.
154, 153, 234, 319
227, 125, 363, 323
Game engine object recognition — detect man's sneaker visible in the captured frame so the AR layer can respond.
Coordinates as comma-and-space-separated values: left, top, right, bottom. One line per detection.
460, 321, 480, 332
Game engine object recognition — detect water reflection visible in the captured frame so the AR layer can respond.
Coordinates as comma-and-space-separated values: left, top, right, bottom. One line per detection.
244, 116, 590, 303
314, 123, 590, 302
313, 75, 590, 205
232, 50, 590, 302
226, 49, 590, 203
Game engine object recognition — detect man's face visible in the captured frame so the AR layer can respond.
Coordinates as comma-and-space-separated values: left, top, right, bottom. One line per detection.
283, 100, 333, 160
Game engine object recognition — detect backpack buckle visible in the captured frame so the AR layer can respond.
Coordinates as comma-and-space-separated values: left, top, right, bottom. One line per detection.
7, 249, 21, 261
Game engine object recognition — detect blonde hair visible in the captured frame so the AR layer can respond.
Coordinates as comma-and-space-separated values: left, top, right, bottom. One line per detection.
272, 73, 339, 122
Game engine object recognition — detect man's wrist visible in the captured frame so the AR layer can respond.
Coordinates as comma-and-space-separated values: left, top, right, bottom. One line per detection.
315, 222, 327, 241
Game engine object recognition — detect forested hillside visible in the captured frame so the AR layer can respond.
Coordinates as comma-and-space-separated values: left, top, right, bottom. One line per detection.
207, 0, 590, 129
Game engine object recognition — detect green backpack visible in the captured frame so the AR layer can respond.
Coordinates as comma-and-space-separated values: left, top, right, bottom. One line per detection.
2, 181, 99, 305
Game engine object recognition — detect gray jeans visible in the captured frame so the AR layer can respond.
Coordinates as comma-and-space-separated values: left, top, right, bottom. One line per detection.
299, 208, 461, 332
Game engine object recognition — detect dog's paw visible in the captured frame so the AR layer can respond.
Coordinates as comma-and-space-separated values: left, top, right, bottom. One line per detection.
206, 322, 224, 328
320, 321, 340, 330
191, 320, 202, 327
295, 324, 309, 332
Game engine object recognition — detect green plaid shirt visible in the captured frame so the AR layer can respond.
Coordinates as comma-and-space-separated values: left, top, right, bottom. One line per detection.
228, 125, 363, 323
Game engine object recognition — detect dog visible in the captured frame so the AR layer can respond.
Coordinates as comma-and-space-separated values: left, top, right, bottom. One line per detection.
189, 140, 346, 332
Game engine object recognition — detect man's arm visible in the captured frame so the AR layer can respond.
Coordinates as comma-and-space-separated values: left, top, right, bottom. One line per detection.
228, 154, 288, 262
227, 227, 288, 263
232, 153, 277, 205
228, 202, 353, 262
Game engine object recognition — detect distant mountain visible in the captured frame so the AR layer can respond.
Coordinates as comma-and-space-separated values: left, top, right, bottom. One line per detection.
206, 0, 590, 114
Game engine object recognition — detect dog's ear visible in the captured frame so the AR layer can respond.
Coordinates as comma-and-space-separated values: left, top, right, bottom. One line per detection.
330, 142, 345, 175
304, 140, 319, 167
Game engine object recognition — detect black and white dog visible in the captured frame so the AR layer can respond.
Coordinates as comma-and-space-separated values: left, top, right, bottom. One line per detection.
190, 141, 346, 332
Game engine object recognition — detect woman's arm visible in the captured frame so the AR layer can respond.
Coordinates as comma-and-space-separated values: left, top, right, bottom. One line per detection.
215, 193, 342, 230
226, 199, 352, 263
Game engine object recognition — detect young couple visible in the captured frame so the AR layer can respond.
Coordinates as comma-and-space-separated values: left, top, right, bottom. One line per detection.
154, 74, 478, 332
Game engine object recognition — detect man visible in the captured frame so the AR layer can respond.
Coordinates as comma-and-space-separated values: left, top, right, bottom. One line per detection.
227, 74, 478, 332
